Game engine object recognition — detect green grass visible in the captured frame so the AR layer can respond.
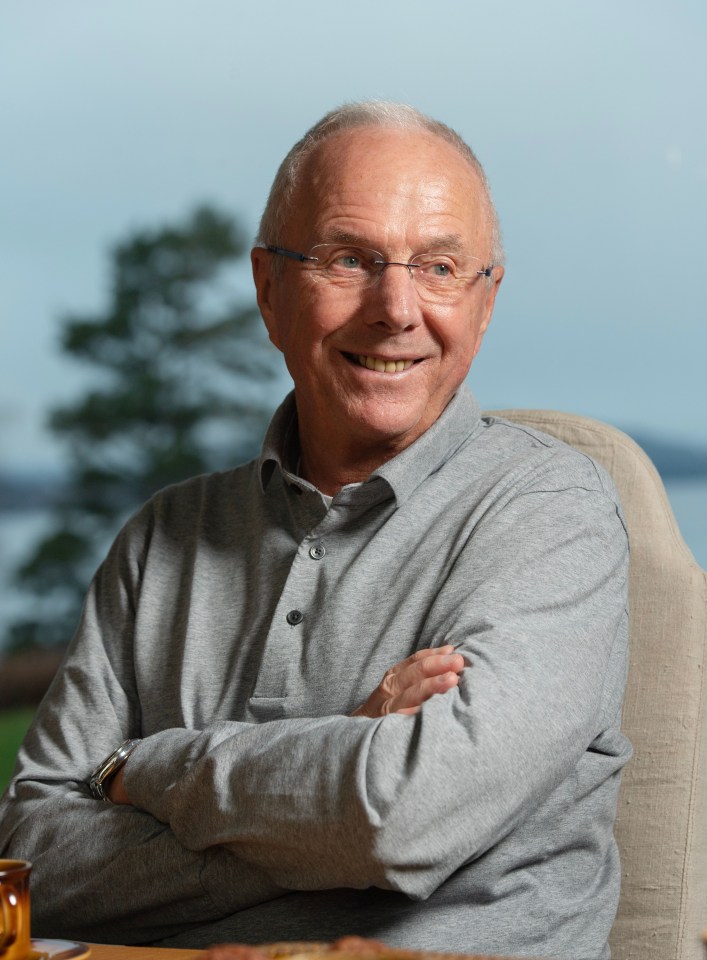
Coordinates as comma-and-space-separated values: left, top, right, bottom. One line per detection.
0, 708, 35, 793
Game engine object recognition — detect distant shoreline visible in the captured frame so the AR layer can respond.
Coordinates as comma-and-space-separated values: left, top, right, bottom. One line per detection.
4, 429, 707, 512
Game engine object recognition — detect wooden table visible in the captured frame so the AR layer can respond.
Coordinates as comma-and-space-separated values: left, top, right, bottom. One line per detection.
85, 946, 510, 960
85, 947, 517, 960
89, 946, 202, 960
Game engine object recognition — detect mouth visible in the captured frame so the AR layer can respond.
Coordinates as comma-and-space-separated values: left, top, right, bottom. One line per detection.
343, 352, 420, 373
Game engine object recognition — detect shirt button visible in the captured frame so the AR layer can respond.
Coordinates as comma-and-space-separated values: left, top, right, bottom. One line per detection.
309, 543, 326, 560
286, 609, 304, 625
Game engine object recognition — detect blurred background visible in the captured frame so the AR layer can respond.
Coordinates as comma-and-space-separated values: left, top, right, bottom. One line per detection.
1, 0, 706, 784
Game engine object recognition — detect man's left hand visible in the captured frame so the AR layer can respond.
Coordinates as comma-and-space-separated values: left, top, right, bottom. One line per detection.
352, 645, 465, 718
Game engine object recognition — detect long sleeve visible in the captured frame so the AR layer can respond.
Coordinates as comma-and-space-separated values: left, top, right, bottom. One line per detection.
0, 398, 632, 955
124, 479, 630, 900
0, 520, 285, 944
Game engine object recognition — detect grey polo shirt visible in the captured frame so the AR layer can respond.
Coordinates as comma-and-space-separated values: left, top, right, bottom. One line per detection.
0, 387, 631, 959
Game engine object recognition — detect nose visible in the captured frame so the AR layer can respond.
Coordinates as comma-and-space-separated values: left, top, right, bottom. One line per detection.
364, 262, 423, 332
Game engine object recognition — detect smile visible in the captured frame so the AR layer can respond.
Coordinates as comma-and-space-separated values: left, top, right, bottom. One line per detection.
348, 354, 417, 373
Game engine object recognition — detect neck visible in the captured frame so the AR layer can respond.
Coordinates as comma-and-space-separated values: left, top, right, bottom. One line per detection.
297, 431, 403, 496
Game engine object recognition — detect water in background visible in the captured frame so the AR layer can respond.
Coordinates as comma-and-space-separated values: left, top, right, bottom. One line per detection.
1, 481, 706, 652
0, 511, 53, 647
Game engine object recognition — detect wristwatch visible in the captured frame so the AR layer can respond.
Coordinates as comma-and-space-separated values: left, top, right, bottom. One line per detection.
89, 738, 142, 802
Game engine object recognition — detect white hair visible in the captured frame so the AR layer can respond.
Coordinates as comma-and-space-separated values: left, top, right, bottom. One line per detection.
256, 100, 504, 267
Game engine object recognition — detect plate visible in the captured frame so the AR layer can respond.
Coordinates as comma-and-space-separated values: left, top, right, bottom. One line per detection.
30, 939, 91, 960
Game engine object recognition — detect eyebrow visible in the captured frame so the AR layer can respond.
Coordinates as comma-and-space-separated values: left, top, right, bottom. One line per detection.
320, 229, 468, 254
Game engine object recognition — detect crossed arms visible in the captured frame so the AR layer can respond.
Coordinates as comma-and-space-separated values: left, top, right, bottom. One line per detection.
107, 645, 464, 803
0, 455, 630, 945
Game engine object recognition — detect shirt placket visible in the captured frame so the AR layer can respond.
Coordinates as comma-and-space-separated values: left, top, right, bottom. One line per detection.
248, 492, 341, 715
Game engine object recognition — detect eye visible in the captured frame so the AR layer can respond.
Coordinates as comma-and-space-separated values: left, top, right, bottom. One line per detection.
416, 255, 458, 281
320, 246, 374, 274
430, 262, 452, 277
336, 252, 365, 270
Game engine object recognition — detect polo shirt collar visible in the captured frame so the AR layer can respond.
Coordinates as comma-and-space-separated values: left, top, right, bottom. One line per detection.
371, 387, 481, 504
258, 394, 300, 492
258, 387, 482, 505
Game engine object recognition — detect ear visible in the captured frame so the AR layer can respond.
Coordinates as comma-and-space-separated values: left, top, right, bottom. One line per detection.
251, 247, 283, 351
472, 265, 504, 359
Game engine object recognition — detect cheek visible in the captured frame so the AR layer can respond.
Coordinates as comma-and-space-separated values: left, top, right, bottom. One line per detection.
444, 347, 476, 385
268, 286, 315, 354
437, 308, 480, 357
434, 311, 486, 385
290, 293, 354, 351
275, 305, 334, 371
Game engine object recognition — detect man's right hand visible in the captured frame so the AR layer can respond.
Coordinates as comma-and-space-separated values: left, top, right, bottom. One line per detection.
352, 645, 465, 718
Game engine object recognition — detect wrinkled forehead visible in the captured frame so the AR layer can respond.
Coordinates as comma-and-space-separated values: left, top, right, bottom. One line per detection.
285, 127, 489, 248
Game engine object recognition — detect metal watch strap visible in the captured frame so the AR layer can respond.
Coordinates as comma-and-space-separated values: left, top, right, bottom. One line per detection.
89, 738, 142, 802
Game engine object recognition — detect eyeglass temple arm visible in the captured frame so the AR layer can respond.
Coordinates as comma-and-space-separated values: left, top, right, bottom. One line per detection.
266, 245, 317, 263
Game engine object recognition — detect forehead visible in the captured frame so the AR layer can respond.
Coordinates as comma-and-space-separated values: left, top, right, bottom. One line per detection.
286, 127, 488, 250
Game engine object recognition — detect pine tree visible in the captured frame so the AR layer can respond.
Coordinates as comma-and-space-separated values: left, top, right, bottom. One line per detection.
8, 205, 280, 651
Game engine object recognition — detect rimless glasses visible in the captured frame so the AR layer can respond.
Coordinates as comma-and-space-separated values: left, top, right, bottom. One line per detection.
266, 243, 494, 304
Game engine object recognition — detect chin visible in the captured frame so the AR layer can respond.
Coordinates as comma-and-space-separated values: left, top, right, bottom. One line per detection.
347, 404, 431, 448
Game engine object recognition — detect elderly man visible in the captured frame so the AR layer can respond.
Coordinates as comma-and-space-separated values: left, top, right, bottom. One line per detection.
0, 103, 630, 960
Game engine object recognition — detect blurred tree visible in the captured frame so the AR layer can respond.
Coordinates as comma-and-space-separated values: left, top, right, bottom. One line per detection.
7, 205, 281, 653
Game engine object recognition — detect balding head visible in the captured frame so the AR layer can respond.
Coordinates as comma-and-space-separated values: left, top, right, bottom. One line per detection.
251, 114, 505, 493
257, 101, 504, 268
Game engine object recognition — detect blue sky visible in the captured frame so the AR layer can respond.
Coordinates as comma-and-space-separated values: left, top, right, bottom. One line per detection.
1, 0, 706, 471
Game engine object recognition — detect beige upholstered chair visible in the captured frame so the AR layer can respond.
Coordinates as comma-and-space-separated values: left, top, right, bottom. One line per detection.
486, 410, 707, 960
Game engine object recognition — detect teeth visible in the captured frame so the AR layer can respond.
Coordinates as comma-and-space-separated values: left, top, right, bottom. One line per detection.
357, 355, 415, 373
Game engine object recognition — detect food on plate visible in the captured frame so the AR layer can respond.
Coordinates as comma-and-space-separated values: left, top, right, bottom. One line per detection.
202, 935, 512, 960
204, 938, 405, 960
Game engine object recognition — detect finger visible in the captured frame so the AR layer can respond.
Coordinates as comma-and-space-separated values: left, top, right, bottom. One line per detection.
391, 671, 460, 715
392, 669, 461, 712
372, 649, 444, 702
406, 644, 456, 663
351, 666, 459, 719
380, 643, 464, 686
351, 647, 464, 718
418, 651, 465, 677
392, 651, 464, 689
378, 650, 464, 705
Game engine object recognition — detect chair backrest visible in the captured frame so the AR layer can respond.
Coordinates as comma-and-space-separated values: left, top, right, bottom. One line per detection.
486, 410, 707, 960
